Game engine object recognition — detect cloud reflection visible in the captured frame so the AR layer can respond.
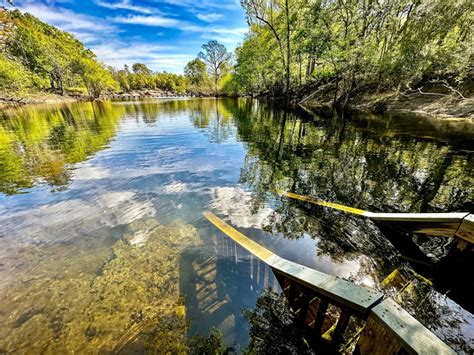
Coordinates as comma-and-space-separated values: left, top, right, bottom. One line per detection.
208, 186, 273, 228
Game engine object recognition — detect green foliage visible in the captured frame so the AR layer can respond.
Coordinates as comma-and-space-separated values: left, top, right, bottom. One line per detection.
220, 73, 239, 95
156, 72, 187, 93
132, 62, 152, 75
184, 58, 208, 86
183, 41, 234, 95
234, 0, 474, 100
4, 1, 470, 101
0, 8, 116, 97
0, 8, 191, 97
188, 327, 233, 355
71, 57, 118, 98
0, 53, 31, 94
242, 289, 312, 354
111, 63, 188, 94
198, 40, 232, 93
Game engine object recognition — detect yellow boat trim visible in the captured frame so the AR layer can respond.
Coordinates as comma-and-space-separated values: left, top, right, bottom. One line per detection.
203, 211, 274, 262
381, 269, 400, 288
283, 192, 366, 216
406, 268, 433, 286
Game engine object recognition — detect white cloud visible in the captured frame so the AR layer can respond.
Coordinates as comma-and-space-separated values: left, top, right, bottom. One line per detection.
13, 1, 248, 72
179, 25, 247, 41
208, 186, 274, 229
158, 0, 239, 11
177, 24, 206, 32
140, 54, 195, 73
72, 32, 101, 44
95, 0, 155, 14
111, 14, 185, 28
196, 12, 224, 23
202, 36, 241, 45
199, 27, 247, 47
91, 42, 176, 60
90, 41, 193, 72
16, 2, 119, 46
19, 3, 115, 35
210, 27, 247, 36
109, 15, 247, 49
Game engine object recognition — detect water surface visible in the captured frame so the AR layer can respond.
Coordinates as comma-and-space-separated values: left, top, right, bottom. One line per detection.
0, 99, 473, 353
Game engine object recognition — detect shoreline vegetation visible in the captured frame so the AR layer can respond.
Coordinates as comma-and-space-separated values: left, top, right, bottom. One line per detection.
2, 89, 472, 122
1, 2, 473, 119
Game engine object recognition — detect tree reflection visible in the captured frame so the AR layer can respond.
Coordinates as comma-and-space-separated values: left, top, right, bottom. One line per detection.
219, 99, 473, 267
223, 100, 473, 214
216, 99, 474, 349
0, 101, 126, 194
242, 289, 316, 354
188, 98, 237, 143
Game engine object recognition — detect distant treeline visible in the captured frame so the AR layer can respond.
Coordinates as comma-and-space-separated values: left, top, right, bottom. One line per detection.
0, 8, 236, 99
1, 1, 473, 103
111, 64, 187, 94
0, 9, 193, 98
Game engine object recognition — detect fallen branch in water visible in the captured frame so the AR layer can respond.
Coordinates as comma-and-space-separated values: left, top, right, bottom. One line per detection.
298, 79, 336, 105
434, 80, 468, 100
398, 86, 467, 101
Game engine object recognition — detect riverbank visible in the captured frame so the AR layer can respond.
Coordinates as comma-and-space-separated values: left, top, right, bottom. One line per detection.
302, 90, 474, 121
297, 78, 474, 121
0, 92, 78, 109
0, 90, 195, 110
0, 89, 240, 111
108, 89, 198, 100
2, 89, 473, 123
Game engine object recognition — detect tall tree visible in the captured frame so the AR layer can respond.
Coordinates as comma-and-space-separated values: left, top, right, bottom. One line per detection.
198, 40, 231, 93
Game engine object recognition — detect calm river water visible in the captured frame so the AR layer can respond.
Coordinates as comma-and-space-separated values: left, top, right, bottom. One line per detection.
0, 98, 473, 353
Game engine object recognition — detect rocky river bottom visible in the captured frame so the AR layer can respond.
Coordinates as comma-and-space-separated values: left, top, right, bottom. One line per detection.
0, 219, 201, 353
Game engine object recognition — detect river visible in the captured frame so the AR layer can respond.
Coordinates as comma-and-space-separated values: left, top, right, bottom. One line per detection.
0, 98, 473, 353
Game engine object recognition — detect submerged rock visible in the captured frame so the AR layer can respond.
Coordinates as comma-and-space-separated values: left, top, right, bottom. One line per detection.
0, 218, 202, 353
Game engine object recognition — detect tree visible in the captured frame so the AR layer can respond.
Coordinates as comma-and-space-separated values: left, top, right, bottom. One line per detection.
184, 58, 207, 86
198, 40, 231, 93
132, 63, 152, 75
114, 66, 131, 92
236, 0, 473, 104
71, 58, 118, 98
1, 8, 120, 96
241, 0, 292, 94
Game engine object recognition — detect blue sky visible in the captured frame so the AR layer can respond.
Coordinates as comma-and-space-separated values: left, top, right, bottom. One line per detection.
9, 0, 248, 73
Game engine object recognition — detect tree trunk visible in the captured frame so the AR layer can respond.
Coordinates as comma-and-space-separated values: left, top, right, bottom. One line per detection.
285, 0, 291, 95
58, 75, 64, 96
214, 68, 219, 96
298, 53, 302, 85
50, 73, 56, 90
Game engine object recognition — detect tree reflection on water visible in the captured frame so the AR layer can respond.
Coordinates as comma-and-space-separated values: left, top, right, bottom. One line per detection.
1, 98, 473, 352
